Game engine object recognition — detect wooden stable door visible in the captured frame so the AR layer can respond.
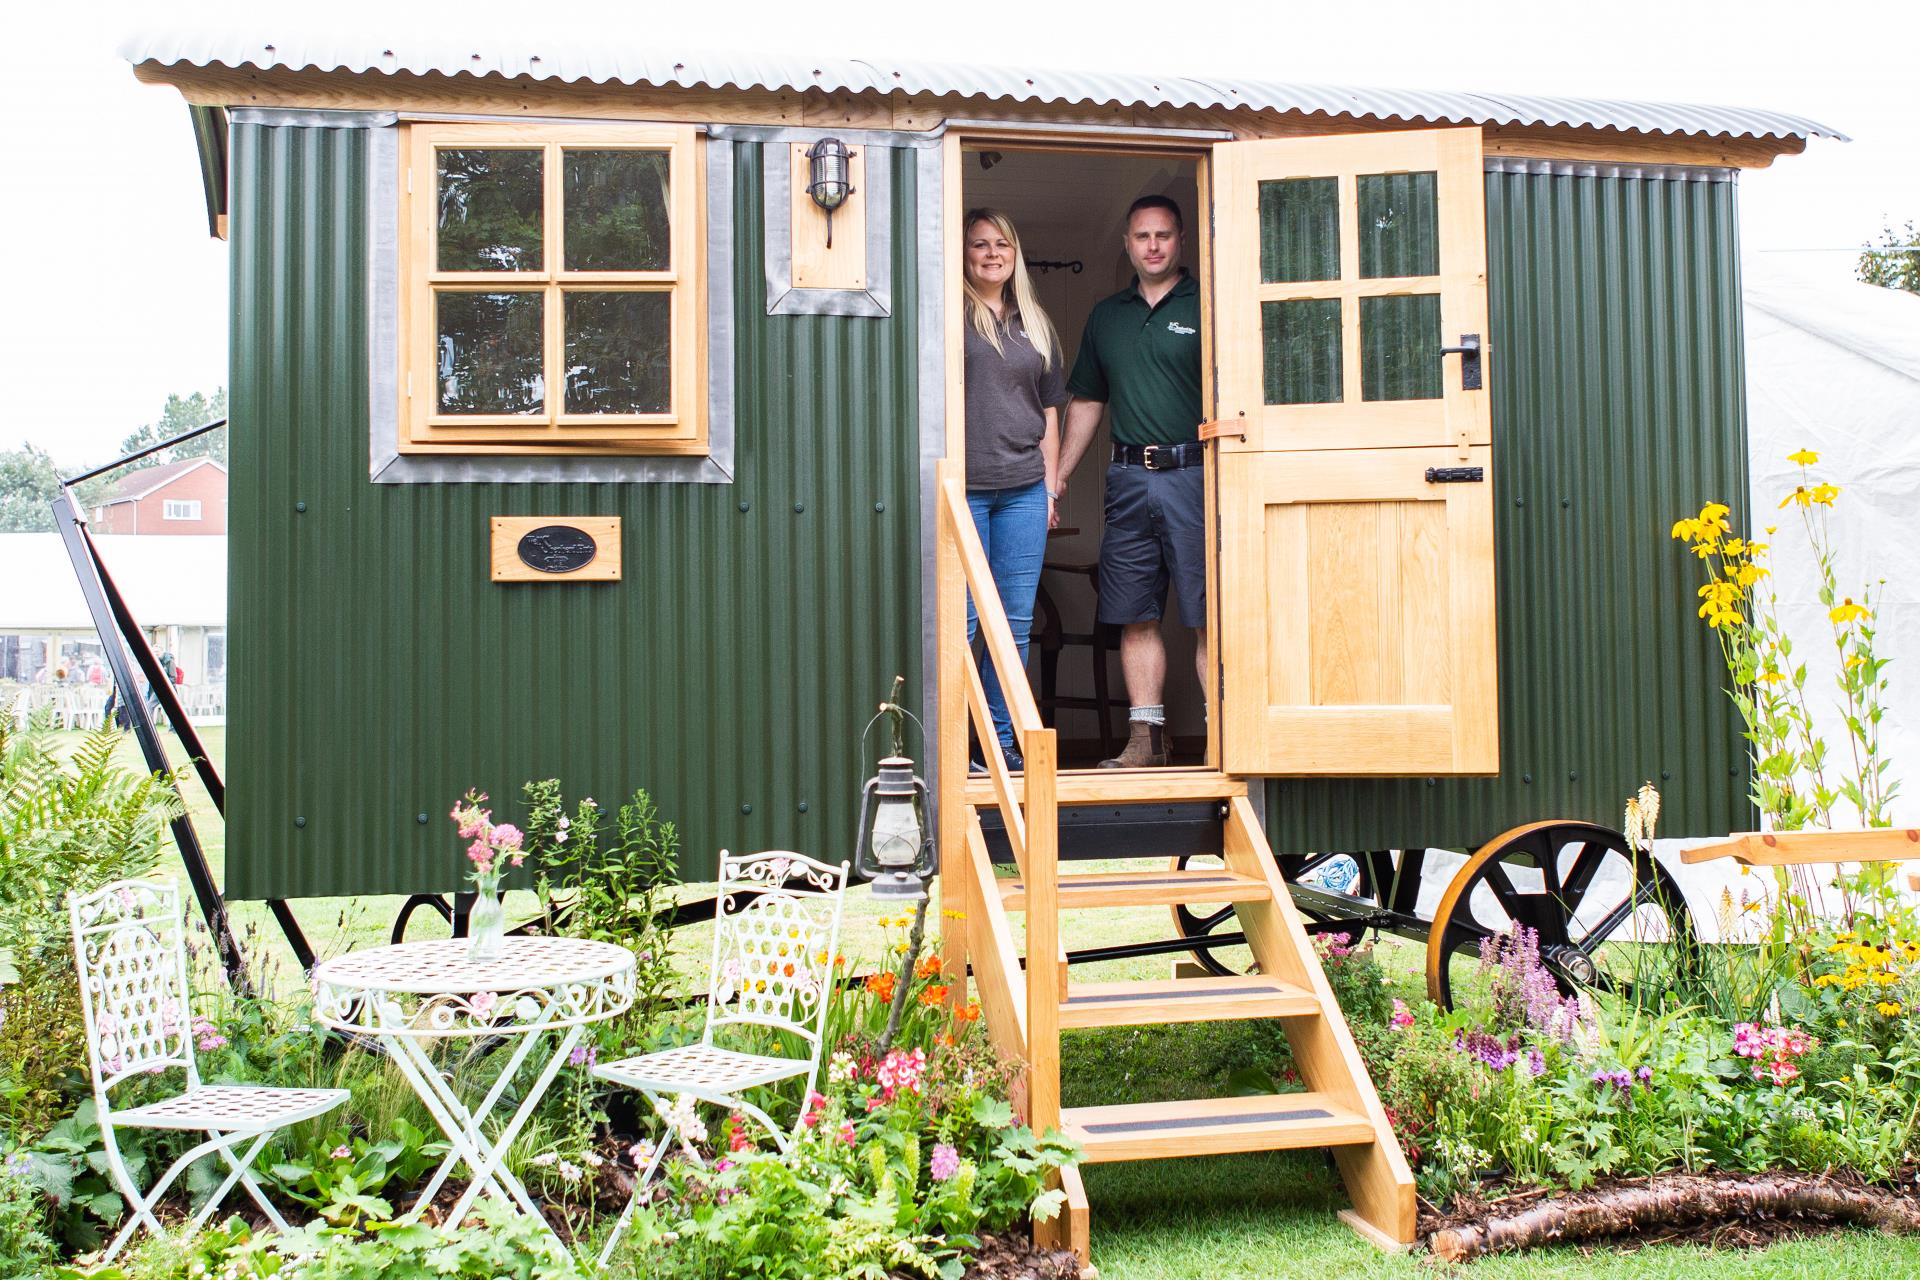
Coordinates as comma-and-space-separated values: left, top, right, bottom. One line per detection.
1210, 128, 1497, 776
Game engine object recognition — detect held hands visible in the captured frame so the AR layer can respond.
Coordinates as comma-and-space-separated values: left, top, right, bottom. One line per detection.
1048, 492, 1060, 530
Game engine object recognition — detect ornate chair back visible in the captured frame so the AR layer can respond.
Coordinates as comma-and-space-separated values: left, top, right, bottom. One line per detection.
68, 879, 199, 1096
703, 850, 850, 1059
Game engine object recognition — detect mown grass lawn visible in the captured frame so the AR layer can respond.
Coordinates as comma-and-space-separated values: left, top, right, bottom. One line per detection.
86, 725, 1920, 1277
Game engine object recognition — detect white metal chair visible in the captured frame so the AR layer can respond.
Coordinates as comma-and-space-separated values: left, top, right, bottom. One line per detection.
68, 879, 349, 1260
592, 849, 850, 1261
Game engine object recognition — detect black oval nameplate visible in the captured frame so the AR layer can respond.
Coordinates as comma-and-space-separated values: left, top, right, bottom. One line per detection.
517, 525, 599, 574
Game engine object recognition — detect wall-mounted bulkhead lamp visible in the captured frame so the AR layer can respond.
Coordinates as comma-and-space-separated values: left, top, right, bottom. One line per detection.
805, 137, 857, 249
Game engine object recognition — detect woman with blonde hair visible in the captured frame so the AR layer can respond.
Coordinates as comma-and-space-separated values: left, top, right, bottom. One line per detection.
962, 207, 1066, 772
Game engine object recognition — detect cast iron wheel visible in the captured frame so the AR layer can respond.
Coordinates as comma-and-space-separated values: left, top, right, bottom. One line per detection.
1425, 820, 1698, 1011
1167, 851, 1375, 976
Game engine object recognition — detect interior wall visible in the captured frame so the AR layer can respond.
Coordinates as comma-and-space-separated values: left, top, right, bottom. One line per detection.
962, 149, 1204, 757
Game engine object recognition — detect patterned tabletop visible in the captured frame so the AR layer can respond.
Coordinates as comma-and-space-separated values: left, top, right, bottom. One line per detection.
312, 937, 635, 1036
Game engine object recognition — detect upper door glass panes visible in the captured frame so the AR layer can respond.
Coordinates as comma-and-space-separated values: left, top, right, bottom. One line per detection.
1357, 172, 1437, 279
1257, 168, 1445, 405
1259, 178, 1340, 283
436, 148, 544, 272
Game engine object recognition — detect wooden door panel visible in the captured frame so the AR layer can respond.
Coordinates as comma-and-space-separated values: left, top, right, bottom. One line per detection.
1213, 127, 1498, 778
1221, 447, 1497, 776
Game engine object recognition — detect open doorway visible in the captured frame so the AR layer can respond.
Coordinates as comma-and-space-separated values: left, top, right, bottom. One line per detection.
959, 143, 1210, 770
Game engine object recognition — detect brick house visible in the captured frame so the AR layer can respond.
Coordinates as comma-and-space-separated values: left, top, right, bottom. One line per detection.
92, 458, 228, 535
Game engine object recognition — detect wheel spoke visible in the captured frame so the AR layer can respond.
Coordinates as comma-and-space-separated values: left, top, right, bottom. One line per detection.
1559, 842, 1607, 913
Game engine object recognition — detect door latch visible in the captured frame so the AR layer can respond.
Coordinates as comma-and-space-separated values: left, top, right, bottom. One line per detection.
1438, 333, 1483, 391
1425, 466, 1485, 484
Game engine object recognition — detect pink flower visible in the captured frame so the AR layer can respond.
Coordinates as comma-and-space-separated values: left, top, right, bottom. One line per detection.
330, 1144, 352, 1160
801, 1091, 827, 1128
715, 1157, 735, 1173
1390, 999, 1414, 1029
874, 1048, 928, 1101
492, 823, 523, 851
472, 991, 496, 1014
929, 1144, 960, 1182
837, 1121, 856, 1146
467, 839, 495, 874
729, 1115, 754, 1152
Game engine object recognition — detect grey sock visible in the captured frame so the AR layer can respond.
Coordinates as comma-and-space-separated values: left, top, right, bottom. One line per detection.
1130, 704, 1166, 726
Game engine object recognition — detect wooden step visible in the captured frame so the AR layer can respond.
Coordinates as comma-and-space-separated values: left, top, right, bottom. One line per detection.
1061, 1092, 1377, 1162
963, 770, 1245, 809
1060, 975, 1321, 1029
998, 866, 1270, 911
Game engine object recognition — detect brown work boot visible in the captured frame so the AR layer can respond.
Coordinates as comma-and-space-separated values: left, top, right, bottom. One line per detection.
1099, 720, 1167, 769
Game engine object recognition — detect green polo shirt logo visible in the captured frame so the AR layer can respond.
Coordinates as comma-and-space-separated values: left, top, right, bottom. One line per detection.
1066, 271, 1204, 447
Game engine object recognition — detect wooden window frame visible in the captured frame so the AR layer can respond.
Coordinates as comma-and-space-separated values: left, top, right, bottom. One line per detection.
397, 122, 707, 456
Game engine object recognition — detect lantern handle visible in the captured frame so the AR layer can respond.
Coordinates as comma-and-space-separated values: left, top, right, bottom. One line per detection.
859, 701, 927, 769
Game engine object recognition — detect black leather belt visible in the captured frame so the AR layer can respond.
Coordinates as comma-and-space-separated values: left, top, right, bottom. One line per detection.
1112, 441, 1204, 470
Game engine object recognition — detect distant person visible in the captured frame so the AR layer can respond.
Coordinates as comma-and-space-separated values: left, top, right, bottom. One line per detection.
1056, 195, 1205, 769
961, 208, 1067, 774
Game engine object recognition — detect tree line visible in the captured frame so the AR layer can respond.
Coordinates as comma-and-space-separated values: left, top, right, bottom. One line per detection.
0, 389, 226, 532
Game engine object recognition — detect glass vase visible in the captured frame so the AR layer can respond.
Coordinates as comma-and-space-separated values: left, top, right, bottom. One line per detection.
467, 870, 506, 962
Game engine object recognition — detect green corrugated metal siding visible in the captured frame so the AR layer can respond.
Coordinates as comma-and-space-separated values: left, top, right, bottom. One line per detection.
227, 129, 922, 899
1265, 169, 1754, 853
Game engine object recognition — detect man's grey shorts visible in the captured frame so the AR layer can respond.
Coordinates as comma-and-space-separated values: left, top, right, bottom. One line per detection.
1098, 462, 1207, 628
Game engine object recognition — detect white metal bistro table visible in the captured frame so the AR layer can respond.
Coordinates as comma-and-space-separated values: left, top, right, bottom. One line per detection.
312, 937, 634, 1238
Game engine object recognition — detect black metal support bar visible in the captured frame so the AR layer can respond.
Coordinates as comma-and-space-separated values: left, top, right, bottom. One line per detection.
60, 419, 227, 487
50, 486, 252, 991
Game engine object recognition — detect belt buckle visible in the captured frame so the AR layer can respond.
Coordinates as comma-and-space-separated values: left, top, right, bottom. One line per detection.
1142, 445, 1167, 471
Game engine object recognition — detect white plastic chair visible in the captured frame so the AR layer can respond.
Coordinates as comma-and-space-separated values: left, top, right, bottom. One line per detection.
68, 879, 349, 1260
592, 849, 850, 1261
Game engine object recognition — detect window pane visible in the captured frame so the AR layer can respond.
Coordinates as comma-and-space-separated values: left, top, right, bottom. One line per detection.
564, 150, 671, 272
1358, 172, 1438, 279
436, 148, 544, 272
436, 291, 545, 414
565, 291, 671, 414
1262, 299, 1343, 405
1259, 177, 1340, 283
1361, 294, 1442, 401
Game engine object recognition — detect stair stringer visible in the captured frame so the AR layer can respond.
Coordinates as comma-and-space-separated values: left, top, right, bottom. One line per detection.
1220, 793, 1417, 1245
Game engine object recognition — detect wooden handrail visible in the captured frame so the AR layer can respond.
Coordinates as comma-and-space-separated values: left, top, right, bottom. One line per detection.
935, 457, 1059, 1142
965, 810, 1028, 1051
962, 654, 1027, 872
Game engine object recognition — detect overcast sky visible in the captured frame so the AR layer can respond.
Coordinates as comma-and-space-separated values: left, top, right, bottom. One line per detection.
4, 0, 1911, 468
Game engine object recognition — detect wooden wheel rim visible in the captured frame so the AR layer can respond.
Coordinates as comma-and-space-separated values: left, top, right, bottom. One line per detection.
1424, 819, 1696, 1009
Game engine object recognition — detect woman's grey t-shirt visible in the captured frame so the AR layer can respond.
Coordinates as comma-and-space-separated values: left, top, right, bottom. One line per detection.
965, 308, 1069, 491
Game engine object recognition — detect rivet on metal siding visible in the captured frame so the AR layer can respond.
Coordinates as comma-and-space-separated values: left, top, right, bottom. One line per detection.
1661, 770, 1672, 781
295, 501, 307, 513
1522, 773, 1533, 784
1561, 498, 1571, 509
738, 501, 751, 513
1513, 497, 1524, 507
793, 502, 805, 513
874, 502, 885, 513
294, 816, 306, 828
417, 813, 429, 824
741, 803, 753, 815
797, 801, 809, 813
1569, 771, 1579, 782
1425, 778, 1436, 787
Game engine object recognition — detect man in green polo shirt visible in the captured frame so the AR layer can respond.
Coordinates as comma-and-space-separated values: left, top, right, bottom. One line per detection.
1058, 195, 1205, 769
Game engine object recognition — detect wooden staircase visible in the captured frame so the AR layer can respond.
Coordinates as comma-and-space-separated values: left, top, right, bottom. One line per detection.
934, 463, 1415, 1261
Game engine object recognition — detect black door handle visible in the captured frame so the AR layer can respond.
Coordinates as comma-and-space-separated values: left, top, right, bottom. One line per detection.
1438, 333, 1483, 391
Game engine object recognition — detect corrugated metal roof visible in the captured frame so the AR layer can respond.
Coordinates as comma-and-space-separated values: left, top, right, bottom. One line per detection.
122, 32, 1846, 144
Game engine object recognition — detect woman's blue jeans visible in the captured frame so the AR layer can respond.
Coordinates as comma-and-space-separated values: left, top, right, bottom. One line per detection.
965, 480, 1048, 752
